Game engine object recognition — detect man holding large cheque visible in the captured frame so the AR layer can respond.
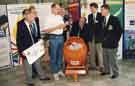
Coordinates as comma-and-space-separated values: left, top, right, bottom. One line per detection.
16, 8, 50, 86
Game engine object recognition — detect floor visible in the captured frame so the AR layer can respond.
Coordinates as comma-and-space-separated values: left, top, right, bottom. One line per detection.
0, 60, 135, 86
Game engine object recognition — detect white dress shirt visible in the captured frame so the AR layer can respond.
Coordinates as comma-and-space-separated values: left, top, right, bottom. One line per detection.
44, 14, 64, 35
105, 14, 110, 25
93, 12, 98, 23
24, 20, 31, 33
93, 12, 97, 19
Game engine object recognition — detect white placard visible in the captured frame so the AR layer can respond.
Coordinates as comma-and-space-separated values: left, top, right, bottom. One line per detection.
23, 39, 45, 64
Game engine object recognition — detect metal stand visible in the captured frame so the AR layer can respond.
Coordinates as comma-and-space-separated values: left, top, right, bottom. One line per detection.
65, 65, 88, 81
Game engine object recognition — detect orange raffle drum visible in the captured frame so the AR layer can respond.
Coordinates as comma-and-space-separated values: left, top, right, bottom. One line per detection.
63, 36, 88, 81
64, 36, 87, 66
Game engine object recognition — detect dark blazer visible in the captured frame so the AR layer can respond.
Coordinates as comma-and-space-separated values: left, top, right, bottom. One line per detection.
16, 18, 41, 55
70, 21, 90, 43
88, 12, 103, 43
102, 15, 123, 49
34, 17, 41, 41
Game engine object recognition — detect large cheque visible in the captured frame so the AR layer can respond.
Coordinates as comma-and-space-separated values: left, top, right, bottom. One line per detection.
23, 39, 45, 64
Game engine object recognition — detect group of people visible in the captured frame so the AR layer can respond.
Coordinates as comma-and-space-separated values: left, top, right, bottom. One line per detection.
16, 2, 123, 86
70, 2, 123, 79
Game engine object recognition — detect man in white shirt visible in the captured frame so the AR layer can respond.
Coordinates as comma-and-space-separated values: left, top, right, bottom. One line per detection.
44, 3, 68, 80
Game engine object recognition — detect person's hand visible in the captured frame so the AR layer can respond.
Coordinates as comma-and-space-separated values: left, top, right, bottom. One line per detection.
57, 21, 70, 29
65, 21, 69, 26
22, 52, 26, 57
58, 24, 66, 29
63, 27, 67, 31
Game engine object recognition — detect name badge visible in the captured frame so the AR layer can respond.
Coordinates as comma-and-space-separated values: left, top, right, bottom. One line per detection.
108, 25, 113, 30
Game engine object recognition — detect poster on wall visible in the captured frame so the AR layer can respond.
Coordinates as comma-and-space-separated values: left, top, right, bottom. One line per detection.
124, 30, 135, 59
0, 5, 11, 68
107, 0, 123, 60
7, 3, 52, 65
125, 0, 135, 30
124, 0, 135, 59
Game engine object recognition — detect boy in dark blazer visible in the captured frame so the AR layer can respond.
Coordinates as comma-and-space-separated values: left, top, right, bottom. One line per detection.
100, 4, 123, 79
88, 3, 104, 71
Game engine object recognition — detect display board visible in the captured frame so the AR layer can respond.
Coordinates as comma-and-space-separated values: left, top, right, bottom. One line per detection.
0, 5, 11, 68
124, 0, 135, 59
124, 30, 135, 59
7, 3, 52, 65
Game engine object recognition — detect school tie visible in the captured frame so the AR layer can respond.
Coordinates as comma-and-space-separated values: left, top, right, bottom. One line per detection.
103, 17, 106, 28
29, 24, 36, 38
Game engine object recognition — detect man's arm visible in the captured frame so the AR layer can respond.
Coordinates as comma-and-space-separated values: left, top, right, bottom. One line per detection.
44, 22, 68, 33
16, 22, 24, 53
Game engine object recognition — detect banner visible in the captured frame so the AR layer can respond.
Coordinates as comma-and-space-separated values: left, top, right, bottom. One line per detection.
68, 0, 80, 22
7, 3, 52, 65
0, 5, 11, 68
